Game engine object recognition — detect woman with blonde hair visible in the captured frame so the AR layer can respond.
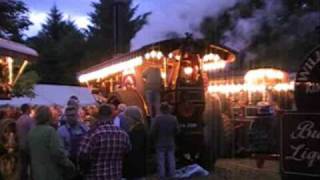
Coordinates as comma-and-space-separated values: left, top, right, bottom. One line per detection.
123, 106, 147, 180
27, 106, 74, 180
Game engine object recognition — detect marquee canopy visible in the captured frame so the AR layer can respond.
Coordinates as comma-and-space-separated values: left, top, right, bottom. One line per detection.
0, 84, 96, 106
0, 38, 38, 60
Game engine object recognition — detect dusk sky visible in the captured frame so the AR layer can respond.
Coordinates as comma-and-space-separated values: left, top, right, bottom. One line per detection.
24, 0, 238, 50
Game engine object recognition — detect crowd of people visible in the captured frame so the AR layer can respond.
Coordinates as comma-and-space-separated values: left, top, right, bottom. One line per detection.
0, 96, 180, 180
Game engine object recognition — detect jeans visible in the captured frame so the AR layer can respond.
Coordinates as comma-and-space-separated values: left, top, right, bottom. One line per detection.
145, 90, 160, 117
156, 147, 176, 179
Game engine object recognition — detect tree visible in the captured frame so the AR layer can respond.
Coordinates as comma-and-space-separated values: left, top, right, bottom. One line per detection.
28, 6, 86, 85
83, 0, 151, 67
12, 71, 39, 98
0, 0, 32, 42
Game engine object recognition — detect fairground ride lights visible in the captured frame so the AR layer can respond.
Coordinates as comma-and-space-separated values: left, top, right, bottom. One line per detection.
203, 53, 221, 62
208, 82, 294, 94
244, 68, 286, 84
123, 68, 136, 76
202, 61, 226, 71
144, 50, 163, 60
208, 84, 243, 94
78, 56, 143, 83
183, 66, 193, 75
6, 57, 13, 85
208, 84, 267, 94
202, 53, 227, 71
273, 81, 295, 91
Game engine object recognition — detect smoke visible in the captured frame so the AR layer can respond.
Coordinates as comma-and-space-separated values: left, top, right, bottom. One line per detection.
131, 0, 239, 50
218, 0, 320, 67
222, 0, 284, 52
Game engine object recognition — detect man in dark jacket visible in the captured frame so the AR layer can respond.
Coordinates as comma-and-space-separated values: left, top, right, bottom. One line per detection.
151, 102, 179, 179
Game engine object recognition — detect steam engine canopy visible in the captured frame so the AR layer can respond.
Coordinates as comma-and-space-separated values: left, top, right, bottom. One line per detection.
0, 38, 38, 99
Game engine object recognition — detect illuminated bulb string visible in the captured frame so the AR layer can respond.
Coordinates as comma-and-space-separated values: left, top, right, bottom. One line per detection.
202, 53, 227, 71
208, 82, 294, 94
78, 56, 143, 83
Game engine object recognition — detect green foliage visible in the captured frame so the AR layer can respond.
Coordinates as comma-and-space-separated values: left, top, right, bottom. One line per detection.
0, 0, 32, 42
28, 6, 86, 85
12, 71, 39, 98
84, 0, 151, 67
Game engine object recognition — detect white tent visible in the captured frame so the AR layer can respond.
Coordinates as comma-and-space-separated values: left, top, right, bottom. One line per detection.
0, 84, 96, 106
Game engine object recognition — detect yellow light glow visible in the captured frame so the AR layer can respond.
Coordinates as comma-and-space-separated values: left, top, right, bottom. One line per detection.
78, 56, 143, 83
202, 61, 226, 71
161, 72, 166, 79
13, 60, 28, 85
157, 51, 163, 59
144, 50, 164, 60
244, 68, 286, 84
243, 84, 266, 92
150, 50, 157, 58
273, 81, 295, 91
123, 68, 136, 76
202, 53, 227, 71
203, 53, 221, 62
208, 81, 294, 95
183, 66, 193, 75
145, 53, 150, 59
208, 84, 244, 94
6, 57, 13, 85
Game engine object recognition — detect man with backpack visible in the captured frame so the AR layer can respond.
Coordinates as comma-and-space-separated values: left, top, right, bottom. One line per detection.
58, 105, 88, 179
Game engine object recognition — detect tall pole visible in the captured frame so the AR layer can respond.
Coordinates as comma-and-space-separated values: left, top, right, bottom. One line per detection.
113, 0, 128, 55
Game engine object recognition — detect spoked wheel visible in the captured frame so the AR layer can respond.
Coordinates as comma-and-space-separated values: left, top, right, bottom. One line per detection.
202, 93, 219, 170
202, 93, 234, 169
107, 89, 148, 119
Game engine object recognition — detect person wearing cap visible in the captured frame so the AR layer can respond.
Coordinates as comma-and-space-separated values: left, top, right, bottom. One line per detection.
27, 106, 75, 180
151, 102, 179, 179
78, 104, 130, 180
122, 106, 147, 179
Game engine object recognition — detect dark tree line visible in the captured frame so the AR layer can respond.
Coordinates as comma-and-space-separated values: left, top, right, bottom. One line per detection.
28, 6, 87, 84
0, 0, 31, 42
30, 0, 150, 85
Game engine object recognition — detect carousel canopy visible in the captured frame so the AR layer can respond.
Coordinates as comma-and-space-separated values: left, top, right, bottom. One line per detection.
78, 38, 237, 83
0, 84, 96, 106
0, 38, 38, 60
